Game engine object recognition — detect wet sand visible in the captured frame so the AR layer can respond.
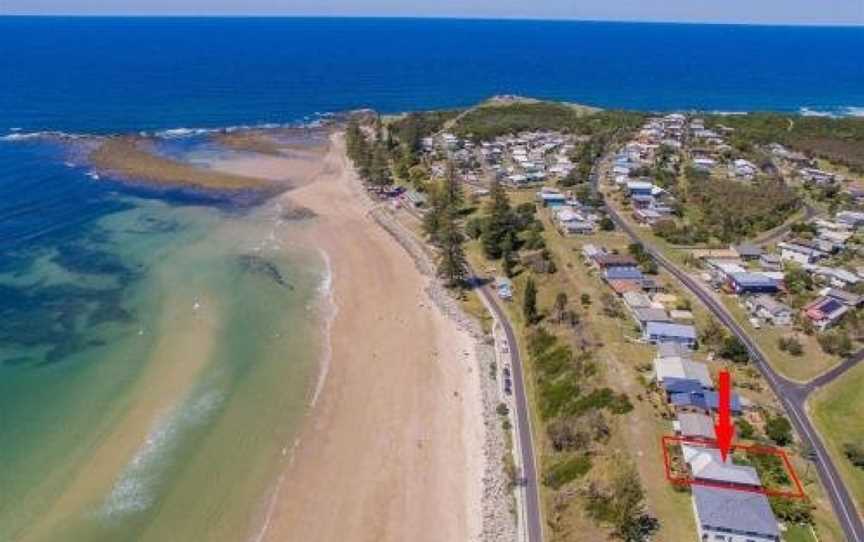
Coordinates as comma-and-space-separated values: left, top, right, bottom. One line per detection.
90, 136, 272, 190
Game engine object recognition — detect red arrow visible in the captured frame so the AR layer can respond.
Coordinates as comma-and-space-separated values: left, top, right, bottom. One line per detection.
715, 369, 734, 462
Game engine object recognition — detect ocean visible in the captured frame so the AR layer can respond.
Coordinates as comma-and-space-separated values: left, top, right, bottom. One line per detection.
0, 16, 862, 542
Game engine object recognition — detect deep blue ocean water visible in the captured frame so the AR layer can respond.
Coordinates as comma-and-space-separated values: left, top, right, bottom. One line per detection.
1, 17, 863, 135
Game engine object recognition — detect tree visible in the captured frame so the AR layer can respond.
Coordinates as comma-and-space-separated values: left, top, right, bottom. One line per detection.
720, 336, 749, 363
778, 335, 803, 356
818, 329, 853, 356
553, 292, 569, 324
581, 293, 592, 307
586, 465, 657, 541
435, 212, 468, 288
765, 415, 793, 446
523, 277, 539, 325
843, 442, 864, 468
369, 143, 392, 188
441, 161, 464, 210
481, 179, 514, 259
501, 235, 516, 278
422, 183, 446, 245
784, 265, 813, 295
599, 217, 615, 231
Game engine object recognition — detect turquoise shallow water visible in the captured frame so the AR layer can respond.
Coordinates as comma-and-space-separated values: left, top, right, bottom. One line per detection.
0, 137, 328, 541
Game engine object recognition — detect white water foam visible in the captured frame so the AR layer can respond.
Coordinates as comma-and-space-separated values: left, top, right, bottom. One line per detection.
98, 388, 224, 520
310, 248, 336, 408
799, 106, 864, 118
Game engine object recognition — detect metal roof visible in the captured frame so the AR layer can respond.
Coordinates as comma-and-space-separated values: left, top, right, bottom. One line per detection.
692, 486, 779, 539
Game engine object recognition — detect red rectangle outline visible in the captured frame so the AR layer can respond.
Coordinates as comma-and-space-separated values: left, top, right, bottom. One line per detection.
661, 435, 806, 499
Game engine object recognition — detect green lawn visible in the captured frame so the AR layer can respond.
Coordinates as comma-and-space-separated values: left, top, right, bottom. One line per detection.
810, 362, 864, 517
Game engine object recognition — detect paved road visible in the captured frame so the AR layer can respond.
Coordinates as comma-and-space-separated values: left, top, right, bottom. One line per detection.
470, 274, 544, 542
751, 202, 819, 247
604, 204, 864, 542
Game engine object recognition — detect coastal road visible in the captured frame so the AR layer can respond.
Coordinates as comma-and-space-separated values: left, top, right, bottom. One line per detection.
604, 202, 864, 542
391, 200, 543, 542
470, 273, 544, 542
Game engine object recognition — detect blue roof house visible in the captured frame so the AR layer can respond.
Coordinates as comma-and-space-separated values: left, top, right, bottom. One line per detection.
671, 390, 742, 414
604, 266, 644, 281
728, 272, 779, 295
643, 322, 697, 348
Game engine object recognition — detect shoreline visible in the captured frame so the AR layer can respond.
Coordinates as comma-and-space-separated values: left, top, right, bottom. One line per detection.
245, 132, 514, 542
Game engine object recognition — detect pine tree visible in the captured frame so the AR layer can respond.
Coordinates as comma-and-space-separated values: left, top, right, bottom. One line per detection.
369, 143, 392, 188
422, 182, 446, 245
523, 277, 539, 325
481, 179, 514, 259
436, 211, 468, 288
442, 161, 464, 210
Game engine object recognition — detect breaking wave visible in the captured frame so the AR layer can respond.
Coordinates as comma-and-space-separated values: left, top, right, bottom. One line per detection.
98, 388, 224, 519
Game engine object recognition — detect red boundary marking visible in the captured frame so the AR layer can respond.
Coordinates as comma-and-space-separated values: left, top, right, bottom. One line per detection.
661, 435, 806, 499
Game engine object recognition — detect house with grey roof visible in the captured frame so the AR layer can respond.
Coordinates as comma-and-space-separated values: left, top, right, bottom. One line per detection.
745, 295, 793, 326
632, 307, 672, 329
675, 412, 716, 441
692, 485, 780, 542
684, 447, 762, 490
644, 322, 697, 348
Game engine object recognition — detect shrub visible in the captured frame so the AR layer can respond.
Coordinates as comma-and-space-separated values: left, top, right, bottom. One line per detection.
737, 419, 756, 440
544, 455, 592, 489
843, 442, 864, 468
765, 415, 793, 446
720, 336, 750, 363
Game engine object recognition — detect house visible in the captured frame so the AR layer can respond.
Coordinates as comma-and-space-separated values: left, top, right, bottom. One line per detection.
537, 188, 567, 207
622, 291, 653, 310
778, 242, 825, 265
728, 273, 779, 295
803, 296, 848, 331
626, 181, 654, 197
604, 266, 645, 281
745, 295, 793, 326
759, 253, 782, 272
733, 244, 763, 261
657, 341, 691, 358
555, 209, 594, 235
654, 356, 713, 388
806, 265, 861, 288
633, 307, 672, 329
606, 279, 645, 295
685, 447, 762, 490
593, 254, 639, 269
662, 378, 704, 396
671, 389, 743, 414
644, 322, 697, 348
671, 310, 695, 322
692, 485, 780, 542
581, 243, 605, 262
836, 210, 864, 228
675, 412, 716, 441
822, 287, 864, 308
633, 208, 662, 225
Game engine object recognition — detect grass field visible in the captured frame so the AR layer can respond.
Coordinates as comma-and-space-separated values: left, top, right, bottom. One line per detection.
810, 362, 864, 517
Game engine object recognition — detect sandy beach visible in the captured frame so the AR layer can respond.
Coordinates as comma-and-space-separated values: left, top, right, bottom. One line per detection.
244, 133, 488, 542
